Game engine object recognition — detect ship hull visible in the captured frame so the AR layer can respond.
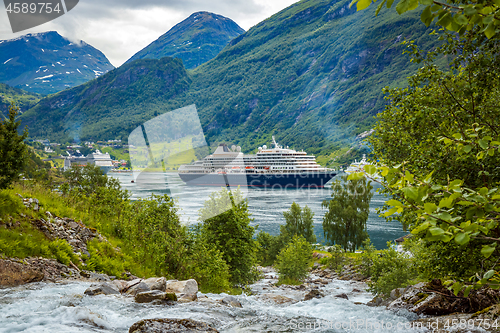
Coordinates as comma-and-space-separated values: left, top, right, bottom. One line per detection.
178, 171, 337, 189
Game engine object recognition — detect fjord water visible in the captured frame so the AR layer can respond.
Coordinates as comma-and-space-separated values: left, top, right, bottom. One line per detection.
110, 172, 406, 249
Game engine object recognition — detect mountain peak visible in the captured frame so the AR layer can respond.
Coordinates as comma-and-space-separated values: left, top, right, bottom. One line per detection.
126, 12, 245, 70
0, 31, 114, 95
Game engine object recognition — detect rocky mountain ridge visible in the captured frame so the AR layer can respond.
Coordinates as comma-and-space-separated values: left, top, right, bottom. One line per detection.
0, 31, 114, 95
127, 11, 245, 70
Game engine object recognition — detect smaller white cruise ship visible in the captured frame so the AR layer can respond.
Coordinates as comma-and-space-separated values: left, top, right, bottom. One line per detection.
64, 150, 114, 174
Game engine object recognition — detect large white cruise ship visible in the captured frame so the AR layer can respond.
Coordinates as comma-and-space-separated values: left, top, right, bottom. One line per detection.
178, 137, 337, 188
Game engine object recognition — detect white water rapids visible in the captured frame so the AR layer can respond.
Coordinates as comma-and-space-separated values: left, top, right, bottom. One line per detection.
0, 271, 429, 333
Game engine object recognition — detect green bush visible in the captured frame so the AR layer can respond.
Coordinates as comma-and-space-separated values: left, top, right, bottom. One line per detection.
183, 236, 231, 293
363, 242, 416, 297
0, 191, 24, 217
47, 239, 80, 267
405, 237, 487, 281
275, 235, 312, 284
325, 245, 347, 271
85, 239, 132, 277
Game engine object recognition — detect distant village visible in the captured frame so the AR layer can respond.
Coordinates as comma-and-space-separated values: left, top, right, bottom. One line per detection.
29, 139, 133, 172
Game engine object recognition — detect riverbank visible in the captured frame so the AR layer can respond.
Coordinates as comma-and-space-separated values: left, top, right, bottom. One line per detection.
2, 255, 498, 332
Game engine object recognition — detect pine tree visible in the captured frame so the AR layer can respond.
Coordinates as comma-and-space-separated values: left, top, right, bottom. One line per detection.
0, 103, 28, 189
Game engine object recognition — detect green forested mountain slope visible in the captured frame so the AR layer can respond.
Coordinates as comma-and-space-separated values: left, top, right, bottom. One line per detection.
20, 57, 190, 140
126, 12, 245, 70
21, 0, 439, 157
0, 83, 41, 118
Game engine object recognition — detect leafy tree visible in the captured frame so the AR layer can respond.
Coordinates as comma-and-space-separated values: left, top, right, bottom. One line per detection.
198, 188, 257, 286
281, 202, 316, 244
322, 174, 373, 251
0, 103, 28, 189
368, 34, 500, 188
275, 235, 313, 284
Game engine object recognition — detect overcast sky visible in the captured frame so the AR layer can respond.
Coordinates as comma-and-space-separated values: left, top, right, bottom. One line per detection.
0, 0, 299, 66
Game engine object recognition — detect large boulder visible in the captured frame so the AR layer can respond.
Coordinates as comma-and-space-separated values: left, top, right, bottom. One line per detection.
84, 282, 120, 296
166, 279, 198, 295
126, 282, 150, 296
129, 318, 218, 333
143, 277, 166, 292
0, 259, 44, 287
135, 290, 177, 303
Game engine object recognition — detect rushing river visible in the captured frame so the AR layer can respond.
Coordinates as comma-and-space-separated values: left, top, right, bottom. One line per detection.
0, 271, 423, 333
110, 172, 406, 249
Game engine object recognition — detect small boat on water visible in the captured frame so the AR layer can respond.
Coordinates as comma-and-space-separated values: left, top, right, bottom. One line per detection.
178, 136, 337, 188
344, 154, 369, 175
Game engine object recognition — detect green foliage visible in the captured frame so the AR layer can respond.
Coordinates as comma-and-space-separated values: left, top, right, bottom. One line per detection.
362, 242, 416, 296
85, 239, 132, 277
405, 238, 487, 281
183, 235, 231, 293
255, 230, 285, 267
199, 188, 257, 286
0, 215, 80, 268
121, 194, 187, 278
281, 202, 316, 244
324, 244, 347, 271
322, 174, 373, 251
0, 103, 28, 189
275, 235, 313, 284
359, 237, 377, 277
0, 191, 24, 217
47, 239, 80, 267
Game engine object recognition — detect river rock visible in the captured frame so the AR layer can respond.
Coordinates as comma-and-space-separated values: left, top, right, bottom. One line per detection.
129, 318, 218, 333
143, 277, 166, 292
134, 290, 176, 303
198, 295, 216, 303
304, 289, 324, 301
122, 279, 142, 292
110, 279, 128, 292
84, 282, 120, 296
260, 293, 298, 305
126, 282, 150, 296
334, 293, 349, 300
0, 259, 44, 287
178, 293, 197, 303
166, 279, 198, 295
387, 280, 500, 316
220, 296, 242, 308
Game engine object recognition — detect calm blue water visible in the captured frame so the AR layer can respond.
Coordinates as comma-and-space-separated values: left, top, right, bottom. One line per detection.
110, 172, 406, 249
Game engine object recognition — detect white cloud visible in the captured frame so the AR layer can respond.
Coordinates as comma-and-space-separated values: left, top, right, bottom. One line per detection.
0, 0, 299, 67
